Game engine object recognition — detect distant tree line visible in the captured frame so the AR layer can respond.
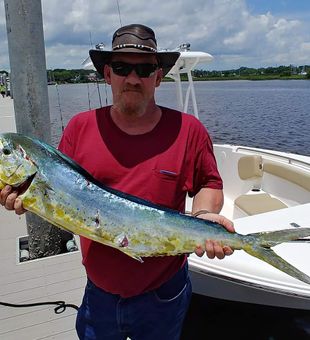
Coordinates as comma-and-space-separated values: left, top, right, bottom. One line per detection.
46, 69, 99, 84
193, 65, 310, 80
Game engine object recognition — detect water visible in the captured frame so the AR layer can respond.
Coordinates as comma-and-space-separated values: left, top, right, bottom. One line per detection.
48, 80, 310, 156
48, 80, 310, 338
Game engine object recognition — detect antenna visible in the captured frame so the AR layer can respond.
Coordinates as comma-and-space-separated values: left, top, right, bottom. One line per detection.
89, 32, 94, 49
55, 84, 65, 133
116, 0, 122, 27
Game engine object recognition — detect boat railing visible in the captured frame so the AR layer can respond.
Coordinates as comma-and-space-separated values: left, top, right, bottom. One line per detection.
235, 146, 310, 170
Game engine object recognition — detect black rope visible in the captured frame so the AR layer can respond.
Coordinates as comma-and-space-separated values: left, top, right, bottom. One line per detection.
0, 300, 79, 314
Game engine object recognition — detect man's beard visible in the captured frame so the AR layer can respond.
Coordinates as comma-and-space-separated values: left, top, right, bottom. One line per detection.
117, 86, 148, 116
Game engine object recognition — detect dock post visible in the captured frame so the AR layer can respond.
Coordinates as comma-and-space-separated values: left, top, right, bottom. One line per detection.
4, 0, 67, 259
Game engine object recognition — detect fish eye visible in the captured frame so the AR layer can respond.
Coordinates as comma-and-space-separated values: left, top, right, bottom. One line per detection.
2, 148, 11, 155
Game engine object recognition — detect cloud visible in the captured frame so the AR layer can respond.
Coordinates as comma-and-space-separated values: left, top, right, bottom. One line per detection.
45, 43, 92, 69
0, 0, 309, 71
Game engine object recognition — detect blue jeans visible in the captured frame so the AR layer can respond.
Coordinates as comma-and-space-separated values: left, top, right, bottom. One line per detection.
76, 263, 192, 339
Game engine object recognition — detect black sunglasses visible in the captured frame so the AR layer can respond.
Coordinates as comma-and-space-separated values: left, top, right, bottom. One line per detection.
110, 62, 159, 78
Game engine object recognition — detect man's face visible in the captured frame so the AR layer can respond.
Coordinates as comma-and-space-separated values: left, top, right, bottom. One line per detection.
104, 53, 163, 116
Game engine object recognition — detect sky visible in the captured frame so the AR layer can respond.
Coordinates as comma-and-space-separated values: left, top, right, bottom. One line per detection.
0, 0, 309, 71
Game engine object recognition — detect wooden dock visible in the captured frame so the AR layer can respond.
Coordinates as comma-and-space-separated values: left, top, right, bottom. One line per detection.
0, 97, 86, 339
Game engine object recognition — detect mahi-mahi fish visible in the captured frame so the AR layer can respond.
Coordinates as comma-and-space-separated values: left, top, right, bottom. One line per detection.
0, 132, 310, 284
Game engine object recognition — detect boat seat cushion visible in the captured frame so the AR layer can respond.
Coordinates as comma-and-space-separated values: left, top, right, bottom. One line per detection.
263, 161, 310, 191
234, 193, 287, 215
238, 155, 263, 180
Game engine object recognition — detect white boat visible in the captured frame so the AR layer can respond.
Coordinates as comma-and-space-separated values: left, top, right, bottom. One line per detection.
164, 45, 310, 310
189, 146, 310, 310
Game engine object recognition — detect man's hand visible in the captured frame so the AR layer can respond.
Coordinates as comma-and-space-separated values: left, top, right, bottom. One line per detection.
0, 185, 27, 215
194, 212, 235, 259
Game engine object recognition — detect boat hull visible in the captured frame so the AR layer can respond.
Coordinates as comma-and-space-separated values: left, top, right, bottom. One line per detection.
189, 259, 310, 310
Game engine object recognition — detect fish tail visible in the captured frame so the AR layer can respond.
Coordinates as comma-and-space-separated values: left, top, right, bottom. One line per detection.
243, 228, 310, 284
250, 228, 310, 247
244, 245, 310, 284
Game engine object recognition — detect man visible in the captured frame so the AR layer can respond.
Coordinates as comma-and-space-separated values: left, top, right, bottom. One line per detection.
0, 83, 6, 98
0, 24, 234, 339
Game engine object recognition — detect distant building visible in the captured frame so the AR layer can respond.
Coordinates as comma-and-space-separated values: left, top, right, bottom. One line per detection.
87, 72, 98, 81
299, 66, 307, 76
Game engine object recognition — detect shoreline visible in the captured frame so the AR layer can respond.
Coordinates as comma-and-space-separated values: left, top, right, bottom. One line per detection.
48, 76, 310, 85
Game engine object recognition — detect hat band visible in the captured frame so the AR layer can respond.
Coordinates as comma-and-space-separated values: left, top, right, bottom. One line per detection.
113, 43, 157, 53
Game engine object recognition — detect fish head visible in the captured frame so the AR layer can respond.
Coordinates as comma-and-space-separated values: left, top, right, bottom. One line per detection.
0, 135, 37, 189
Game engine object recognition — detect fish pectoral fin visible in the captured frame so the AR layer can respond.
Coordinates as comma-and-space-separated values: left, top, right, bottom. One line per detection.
36, 179, 55, 193
244, 246, 310, 285
121, 249, 144, 263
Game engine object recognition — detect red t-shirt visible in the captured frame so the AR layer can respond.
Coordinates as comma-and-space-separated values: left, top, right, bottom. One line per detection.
58, 106, 222, 297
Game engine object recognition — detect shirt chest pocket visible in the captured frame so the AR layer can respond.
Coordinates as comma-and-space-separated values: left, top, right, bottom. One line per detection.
146, 168, 182, 209
153, 168, 180, 181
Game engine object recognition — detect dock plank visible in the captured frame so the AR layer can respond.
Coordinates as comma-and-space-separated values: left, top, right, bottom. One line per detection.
38, 329, 79, 340
0, 306, 76, 334
0, 287, 83, 320
0, 314, 78, 340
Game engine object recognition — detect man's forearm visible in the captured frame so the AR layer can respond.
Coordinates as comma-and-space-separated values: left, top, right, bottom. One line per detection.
191, 188, 224, 215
